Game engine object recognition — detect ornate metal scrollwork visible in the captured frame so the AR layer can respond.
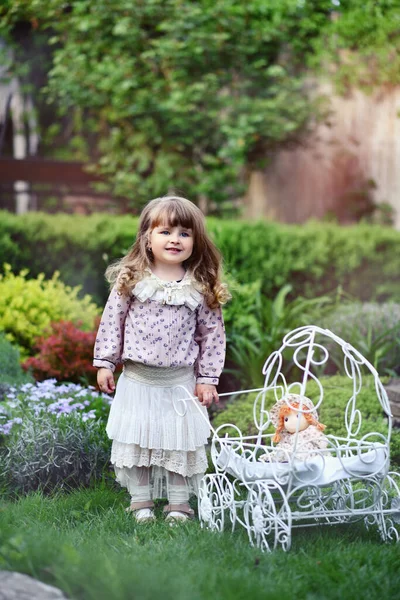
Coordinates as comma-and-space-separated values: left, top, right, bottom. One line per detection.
194, 326, 400, 552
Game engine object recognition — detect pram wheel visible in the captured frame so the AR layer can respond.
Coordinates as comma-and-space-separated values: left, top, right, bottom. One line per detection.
244, 480, 292, 552
377, 471, 400, 542
198, 474, 236, 533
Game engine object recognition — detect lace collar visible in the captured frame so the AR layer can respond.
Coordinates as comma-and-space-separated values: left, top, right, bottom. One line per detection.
132, 268, 203, 310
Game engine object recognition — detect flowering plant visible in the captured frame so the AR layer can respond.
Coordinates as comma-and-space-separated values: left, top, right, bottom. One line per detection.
0, 379, 111, 437
0, 379, 113, 494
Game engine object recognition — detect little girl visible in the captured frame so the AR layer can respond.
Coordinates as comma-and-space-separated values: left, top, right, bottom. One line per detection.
93, 195, 229, 523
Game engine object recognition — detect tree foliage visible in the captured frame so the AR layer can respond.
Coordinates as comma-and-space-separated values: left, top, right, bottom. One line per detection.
1, 1, 398, 206
311, 0, 400, 93
1, 0, 335, 205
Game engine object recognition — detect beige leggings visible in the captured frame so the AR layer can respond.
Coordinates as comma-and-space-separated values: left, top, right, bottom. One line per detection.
125, 465, 189, 506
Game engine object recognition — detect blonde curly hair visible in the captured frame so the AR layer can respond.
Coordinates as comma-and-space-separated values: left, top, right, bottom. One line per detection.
105, 195, 230, 308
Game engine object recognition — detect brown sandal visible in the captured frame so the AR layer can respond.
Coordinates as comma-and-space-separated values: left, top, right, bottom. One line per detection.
163, 503, 195, 523
126, 500, 155, 520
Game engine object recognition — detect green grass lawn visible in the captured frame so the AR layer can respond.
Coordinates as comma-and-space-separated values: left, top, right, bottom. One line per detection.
0, 485, 399, 600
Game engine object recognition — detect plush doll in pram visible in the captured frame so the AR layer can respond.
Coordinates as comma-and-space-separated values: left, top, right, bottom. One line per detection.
260, 393, 329, 462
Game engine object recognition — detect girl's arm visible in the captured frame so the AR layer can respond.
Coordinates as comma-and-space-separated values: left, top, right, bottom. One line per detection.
93, 287, 132, 372
194, 299, 226, 387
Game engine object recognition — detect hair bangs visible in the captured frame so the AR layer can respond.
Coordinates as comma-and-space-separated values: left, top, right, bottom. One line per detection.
149, 198, 198, 231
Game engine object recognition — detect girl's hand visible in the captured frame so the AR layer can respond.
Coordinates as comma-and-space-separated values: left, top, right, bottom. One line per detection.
195, 384, 219, 408
97, 368, 115, 394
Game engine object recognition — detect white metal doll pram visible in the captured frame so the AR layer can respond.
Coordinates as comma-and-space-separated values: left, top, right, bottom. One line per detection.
178, 326, 400, 552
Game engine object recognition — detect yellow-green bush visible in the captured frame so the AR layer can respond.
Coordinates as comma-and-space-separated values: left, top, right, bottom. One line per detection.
0, 265, 100, 359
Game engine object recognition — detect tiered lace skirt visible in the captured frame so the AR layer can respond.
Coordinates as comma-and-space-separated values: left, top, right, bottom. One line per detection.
106, 362, 211, 498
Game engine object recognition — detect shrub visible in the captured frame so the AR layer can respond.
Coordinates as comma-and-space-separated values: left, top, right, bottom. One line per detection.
222, 275, 262, 342
1, 412, 111, 494
0, 264, 100, 358
1, 212, 400, 305
0, 211, 137, 305
212, 219, 400, 303
0, 332, 32, 386
22, 320, 99, 385
322, 302, 400, 376
224, 284, 333, 389
212, 375, 400, 465
0, 379, 112, 494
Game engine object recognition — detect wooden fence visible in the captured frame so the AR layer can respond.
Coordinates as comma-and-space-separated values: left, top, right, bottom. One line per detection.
0, 157, 129, 214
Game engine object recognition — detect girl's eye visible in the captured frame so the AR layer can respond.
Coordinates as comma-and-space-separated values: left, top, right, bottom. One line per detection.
160, 230, 169, 235
284, 417, 288, 422
180, 232, 190, 237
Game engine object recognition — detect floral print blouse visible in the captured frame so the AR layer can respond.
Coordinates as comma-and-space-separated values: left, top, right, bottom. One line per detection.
93, 270, 226, 385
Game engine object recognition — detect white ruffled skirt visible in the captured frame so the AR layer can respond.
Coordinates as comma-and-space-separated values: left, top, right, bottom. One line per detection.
106, 362, 210, 498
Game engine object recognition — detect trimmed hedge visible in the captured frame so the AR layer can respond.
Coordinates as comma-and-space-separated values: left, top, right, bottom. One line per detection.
1, 211, 400, 304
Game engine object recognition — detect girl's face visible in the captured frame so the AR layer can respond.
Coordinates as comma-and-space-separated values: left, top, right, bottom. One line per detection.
149, 223, 194, 267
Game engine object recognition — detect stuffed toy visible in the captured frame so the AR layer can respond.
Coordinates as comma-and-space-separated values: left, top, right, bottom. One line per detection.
260, 393, 329, 462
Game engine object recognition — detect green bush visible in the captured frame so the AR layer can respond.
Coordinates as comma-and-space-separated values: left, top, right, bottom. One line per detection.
0, 264, 100, 358
222, 275, 262, 342
223, 282, 333, 388
322, 303, 400, 376
213, 219, 400, 302
0, 332, 32, 386
212, 375, 400, 464
0, 211, 137, 305
1, 212, 400, 305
